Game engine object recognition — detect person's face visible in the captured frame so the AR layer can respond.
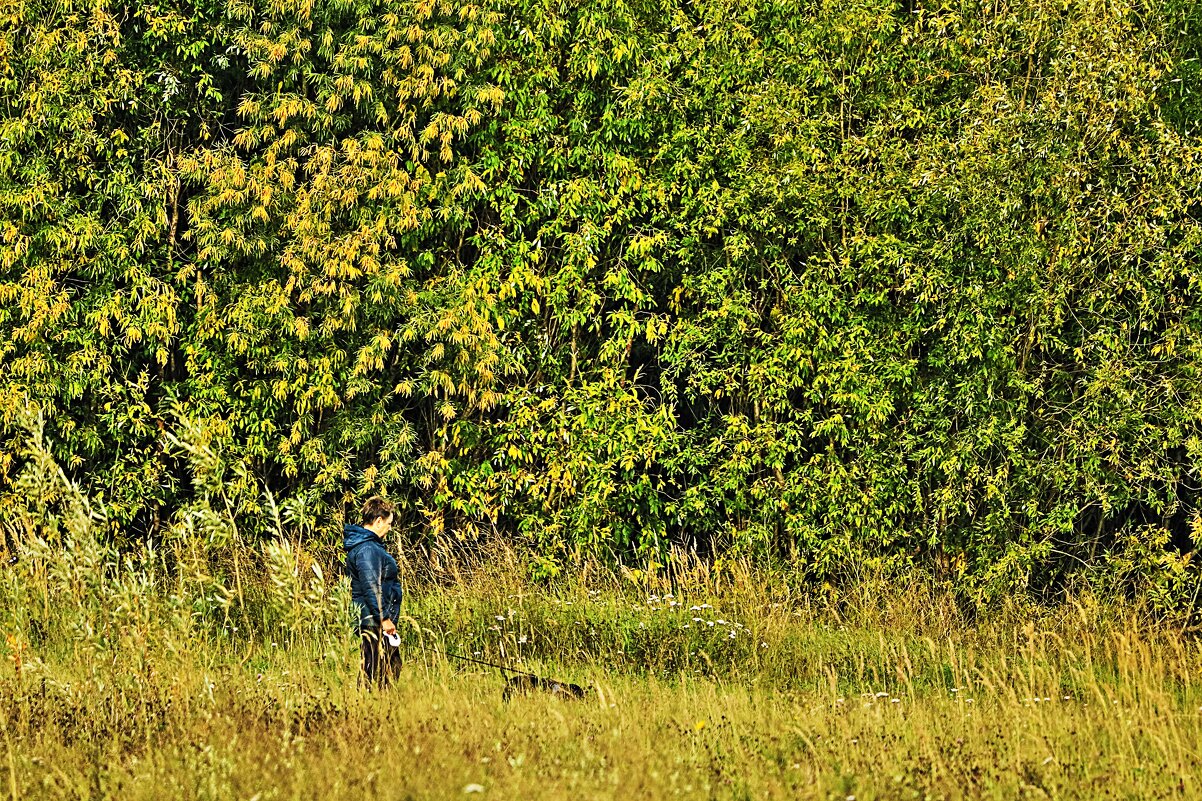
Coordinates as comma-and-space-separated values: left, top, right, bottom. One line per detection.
370, 513, 394, 536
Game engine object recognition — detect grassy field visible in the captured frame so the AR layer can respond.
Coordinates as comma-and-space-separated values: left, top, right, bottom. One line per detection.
3, 542, 1202, 800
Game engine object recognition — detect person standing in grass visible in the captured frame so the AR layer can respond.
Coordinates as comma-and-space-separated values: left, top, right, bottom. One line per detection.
343, 496, 403, 687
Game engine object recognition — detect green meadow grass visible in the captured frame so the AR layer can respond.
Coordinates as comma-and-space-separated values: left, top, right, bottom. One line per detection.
3, 543, 1202, 800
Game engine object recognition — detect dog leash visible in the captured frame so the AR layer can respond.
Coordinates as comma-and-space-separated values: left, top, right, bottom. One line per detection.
410, 641, 544, 680
398, 639, 586, 698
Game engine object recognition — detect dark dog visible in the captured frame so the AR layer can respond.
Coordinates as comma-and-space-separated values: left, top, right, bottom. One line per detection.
502, 674, 587, 701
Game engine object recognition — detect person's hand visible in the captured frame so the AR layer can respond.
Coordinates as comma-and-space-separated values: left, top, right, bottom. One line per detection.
381, 618, 397, 637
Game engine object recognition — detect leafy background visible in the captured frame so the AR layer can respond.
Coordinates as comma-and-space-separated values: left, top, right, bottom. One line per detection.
3, 0, 1202, 604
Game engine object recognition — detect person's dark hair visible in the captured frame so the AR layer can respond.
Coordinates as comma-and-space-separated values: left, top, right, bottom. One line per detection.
361, 496, 395, 526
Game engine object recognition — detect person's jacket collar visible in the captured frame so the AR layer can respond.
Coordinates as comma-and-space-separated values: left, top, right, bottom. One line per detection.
343, 523, 382, 552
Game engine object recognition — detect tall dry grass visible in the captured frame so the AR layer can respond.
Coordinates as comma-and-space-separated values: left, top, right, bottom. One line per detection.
4, 531, 1202, 800
2, 418, 1201, 799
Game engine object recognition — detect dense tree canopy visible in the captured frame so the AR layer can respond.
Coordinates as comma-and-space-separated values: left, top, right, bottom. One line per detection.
2, 0, 1201, 600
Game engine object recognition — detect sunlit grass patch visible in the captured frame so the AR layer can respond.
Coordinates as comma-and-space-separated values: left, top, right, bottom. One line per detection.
4, 538, 1202, 800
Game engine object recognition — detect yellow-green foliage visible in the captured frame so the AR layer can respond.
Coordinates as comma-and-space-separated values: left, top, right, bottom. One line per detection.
2, 0, 1202, 599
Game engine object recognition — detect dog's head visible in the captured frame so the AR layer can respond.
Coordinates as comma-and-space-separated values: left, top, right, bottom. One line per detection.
549, 680, 586, 699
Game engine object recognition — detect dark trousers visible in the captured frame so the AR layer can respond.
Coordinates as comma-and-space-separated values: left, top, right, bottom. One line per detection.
360, 629, 402, 688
